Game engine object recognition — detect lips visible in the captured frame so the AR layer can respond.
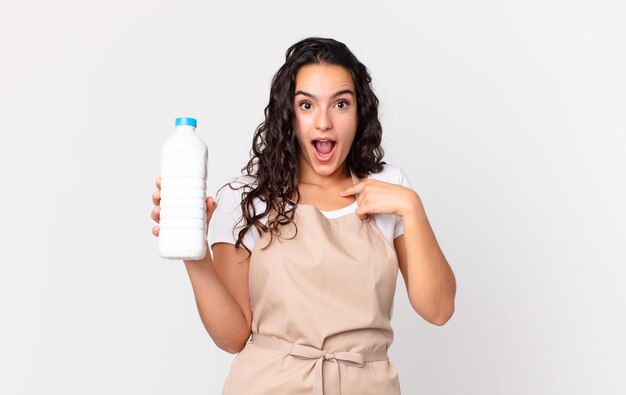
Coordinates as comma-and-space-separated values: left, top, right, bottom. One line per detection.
311, 138, 336, 162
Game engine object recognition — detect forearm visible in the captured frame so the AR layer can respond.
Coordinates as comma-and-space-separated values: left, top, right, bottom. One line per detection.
401, 199, 456, 325
183, 244, 250, 353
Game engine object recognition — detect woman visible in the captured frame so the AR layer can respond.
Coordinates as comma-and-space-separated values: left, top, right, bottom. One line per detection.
151, 37, 456, 394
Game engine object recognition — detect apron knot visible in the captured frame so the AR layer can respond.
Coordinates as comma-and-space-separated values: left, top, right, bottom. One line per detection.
251, 332, 388, 395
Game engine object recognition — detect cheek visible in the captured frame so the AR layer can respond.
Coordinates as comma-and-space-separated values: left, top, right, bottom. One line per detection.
293, 125, 308, 149
337, 116, 358, 139
293, 115, 312, 142
294, 113, 313, 130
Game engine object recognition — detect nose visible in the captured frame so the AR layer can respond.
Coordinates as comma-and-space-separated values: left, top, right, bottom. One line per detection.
315, 108, 332, 131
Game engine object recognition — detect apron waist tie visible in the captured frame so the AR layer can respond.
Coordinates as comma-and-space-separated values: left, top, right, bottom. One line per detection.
250, 332, 389, 395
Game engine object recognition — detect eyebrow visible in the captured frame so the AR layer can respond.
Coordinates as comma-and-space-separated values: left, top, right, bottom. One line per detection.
294, 89, 355, 100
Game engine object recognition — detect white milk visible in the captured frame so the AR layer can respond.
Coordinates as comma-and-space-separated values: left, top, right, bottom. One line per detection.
159, 117, 208, 260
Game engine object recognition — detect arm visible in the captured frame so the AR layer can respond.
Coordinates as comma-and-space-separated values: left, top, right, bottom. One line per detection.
340, 176, 456, 326
183, 242, 252, 353
393, 195, 456, 326
153, 176, 252, 353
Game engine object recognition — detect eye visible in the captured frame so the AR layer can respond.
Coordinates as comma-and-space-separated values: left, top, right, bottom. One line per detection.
299, 101, 312, 110
336, 100, 349, 109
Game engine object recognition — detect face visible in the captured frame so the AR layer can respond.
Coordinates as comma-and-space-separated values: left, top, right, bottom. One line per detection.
292, 63, 358, 182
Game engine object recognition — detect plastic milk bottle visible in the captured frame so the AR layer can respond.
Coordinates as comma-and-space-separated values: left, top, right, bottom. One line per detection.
158, 117, 208, 260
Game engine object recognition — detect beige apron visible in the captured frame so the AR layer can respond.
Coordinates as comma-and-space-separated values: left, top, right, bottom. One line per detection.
221, 172, 401, 395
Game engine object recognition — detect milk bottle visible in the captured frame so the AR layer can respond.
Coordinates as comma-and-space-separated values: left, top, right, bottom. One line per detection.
159, 117, 208, 260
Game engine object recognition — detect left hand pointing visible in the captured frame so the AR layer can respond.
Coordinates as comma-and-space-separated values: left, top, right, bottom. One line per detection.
339, 179, 421, 220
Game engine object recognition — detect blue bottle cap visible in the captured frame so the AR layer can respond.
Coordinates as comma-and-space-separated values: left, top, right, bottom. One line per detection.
175, 117, 197, 127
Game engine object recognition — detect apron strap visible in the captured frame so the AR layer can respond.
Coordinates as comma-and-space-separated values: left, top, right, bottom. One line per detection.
349, 170, 362, 200
349, 169, 371, 221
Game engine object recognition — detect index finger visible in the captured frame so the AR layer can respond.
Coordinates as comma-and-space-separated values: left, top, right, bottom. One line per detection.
339, 181, 365, 197
156, 177, 161, 189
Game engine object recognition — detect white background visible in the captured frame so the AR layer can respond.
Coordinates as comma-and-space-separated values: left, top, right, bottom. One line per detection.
1, 0, 624, 394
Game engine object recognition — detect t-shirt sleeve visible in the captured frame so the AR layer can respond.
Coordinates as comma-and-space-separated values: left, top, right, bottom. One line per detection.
208, 181, 240, 247
208, 179, 258, 252
393, 168, 415, 239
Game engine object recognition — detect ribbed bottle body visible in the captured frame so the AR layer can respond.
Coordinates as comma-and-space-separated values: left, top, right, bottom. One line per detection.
159, 118, 208, 260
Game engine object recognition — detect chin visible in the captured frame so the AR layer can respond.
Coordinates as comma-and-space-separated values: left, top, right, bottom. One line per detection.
310, 160, 345, 176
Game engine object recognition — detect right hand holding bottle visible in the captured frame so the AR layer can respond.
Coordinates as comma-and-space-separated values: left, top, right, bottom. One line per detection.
151, 176, 218, 237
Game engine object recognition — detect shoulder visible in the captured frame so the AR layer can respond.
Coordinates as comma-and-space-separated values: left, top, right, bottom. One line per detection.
214, 174, 268, 220
215, 174, 257, 202
368, 163, 410, 186
209, 174, 263, 250
221, 174, 257, 191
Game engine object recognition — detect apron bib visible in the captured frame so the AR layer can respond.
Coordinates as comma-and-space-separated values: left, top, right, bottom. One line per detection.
222, 172, 401, 395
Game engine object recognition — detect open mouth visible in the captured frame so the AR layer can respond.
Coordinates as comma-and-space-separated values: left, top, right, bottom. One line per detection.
312, 139, 336, 162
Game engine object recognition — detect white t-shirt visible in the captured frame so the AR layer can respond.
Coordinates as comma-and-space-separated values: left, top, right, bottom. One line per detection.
208, 163, 413, 252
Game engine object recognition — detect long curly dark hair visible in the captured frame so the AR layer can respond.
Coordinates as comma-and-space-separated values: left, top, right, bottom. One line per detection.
221, 37, 386, 260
